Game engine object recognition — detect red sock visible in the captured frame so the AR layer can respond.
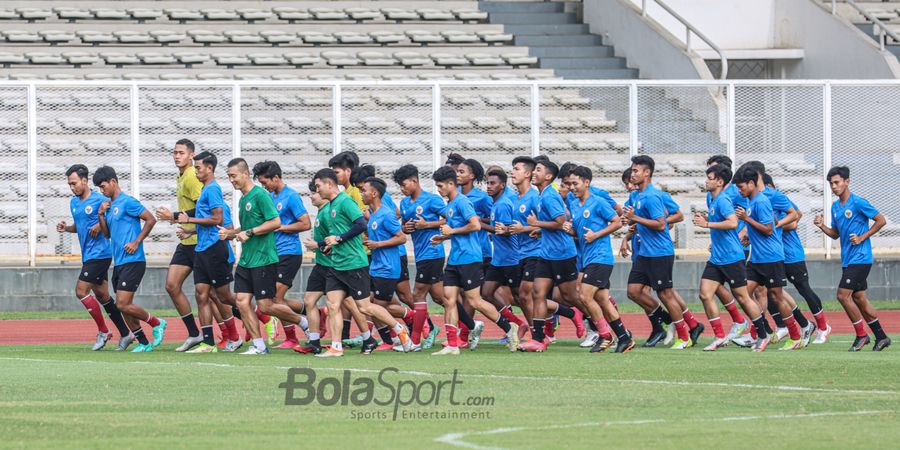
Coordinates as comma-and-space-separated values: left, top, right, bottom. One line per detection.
412, 302, 427, 345
402, 307, 415, 325
749, 323, 758, 339
367, 321, 375, 335
674, 319, 689, 341
814, 311, 828, 331
500, 306, 525, 327
217, 322, 227, 340
723, 300, 744, 324
609, 296, 618, 311
255, 307, 271, 324
446, 325, 459, 347
283, 323, 297, 342
710, 317, 725, 339
682, 309, 699, 329
318, 307, 329, 337
225, 317, 239, 341
595, 319, 612, 339
785, 316, 801, 340
852, 319, 866, 337
543, 319, 555, 338
80, 294, 109, 334
458, 322, 470, 342
145, 314, 161, 327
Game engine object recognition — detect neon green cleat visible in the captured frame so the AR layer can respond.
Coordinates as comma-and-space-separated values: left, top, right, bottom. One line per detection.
151, 319, 167, 347
423, 325, 440, 350
265, 317, 279, 345
186, 343, 218, 353
670, 338, 691, 350
343, 335, 364, 348
131, 343, 153, 353
780, 339, 802, 351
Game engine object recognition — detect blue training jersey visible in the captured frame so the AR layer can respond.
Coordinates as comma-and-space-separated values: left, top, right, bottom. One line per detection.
442, 193, 482, 266
707, 191, 744, 266
490, 195, 519, 267
710, 184, 750, 252
223, 202, 234, 264
537, 185, 577, 261
633, 188, 674, 257
105, 193, 147, 266
271, 185, 308, 256
400, 191, 445, 262
832, 193, 879, 267
746, 193, 783, 264
779, 199, 805, 264
570, 193, 618, 267
367, 203, 402, 278
462, 186, 493, 259
195, 181, 225, 252
511, 187, 541, 259
70, 191, 112, 262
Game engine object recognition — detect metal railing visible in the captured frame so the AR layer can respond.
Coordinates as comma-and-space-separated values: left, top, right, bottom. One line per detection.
641, 0, 728, 79
833, 0, 900, 51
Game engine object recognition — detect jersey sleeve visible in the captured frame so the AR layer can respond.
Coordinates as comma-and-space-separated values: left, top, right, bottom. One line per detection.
662, 192, 680, 213
341, 196, 364, 222
544, 192, 567, 221
260, 194, 279, 221
207, 185, 224, 210
458, 197, 476, 222
769, 190, 792, 214
384, 212, 401, 236
755, 198, 774, 225
186, 174, 203, 202
289, 193, 308, 220
598, 189, 617, 209
595, 198, 617, 222
125, 196, 146, 218
643, 194, 666, 221
857, 196, 880, 220
718, 195, 736, 217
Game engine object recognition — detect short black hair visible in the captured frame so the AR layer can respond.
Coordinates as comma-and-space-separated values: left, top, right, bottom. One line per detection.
392, 164, 419, 185
328, 151, 357, 170
512, 156, 536, 172
314, 168, 338, 185
737, 160, 766, 176
92, 165, 117, 186
486, 168, 507, 184
631, 155, 655, 176
734, 166, 760, 186
445, 153, 465, 167
175, 138, 195, 152
364, 177, 387, 197
533, 154, 550, 165
308, 180, 317, 193
193, 151, 217, 170
252, 160, 281, 179
762, 173, 774, 188
621, 167, 632, 184
350, 164, 376, 186
705, 164, 732, 185
827, 165, 850, 180
559, 161, 578, 179
571, 165, 593, 182
537, 160, 559, 181
227, 158, 249, 173
706, 154, 732, 168
432, 166, 457, 184
460, 159, 484, 183
66, 164, 89, 180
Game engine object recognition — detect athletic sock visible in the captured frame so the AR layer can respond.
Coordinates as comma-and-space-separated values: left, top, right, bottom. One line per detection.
673, 319, 689, 342
852, 319, 867, 337
145, 314, 161, 327
254, 307, 271, 324
499, 306, 526, 327
224, 317, 239, 341
784, 316, 801, 340
586, 317, 598, 332
543, 316, 555, 338
342, 320, 352, 341
362, 330, 372, 341
456, 303, 476, 329
309, 332, 320, 341
217, 321, 226, 341
648, 306, 668, 331
763, 317, 774, 334
231, 306, 242, 320
767, 298, 786, 328
723, 300, 745, 323
80, 294, 109, 334
458, 322, 470, 343
609, 319, 628, 340
283, 323, 297, 342
494, 316, 511, 333
426, 316, 435, 331
595, 319, 612, 339
532, 318, 546, 341
446, 324, 459, 347
554, 303, 575, 319
751, 316, 767, 339
682, 309, 699, 329
201, 325, 214, 346
401, 307, 414, 327
749, 321, 759, 339
709, 317, 725, 339
100, 297, 130, 337
132, 327, 149, 345
411, 302, 427, 344
791, 307, 810, 328
813, 311, 828, 331
331, 340, 343, 351
646, 311, 663, 334
180, 312, 200, 338
252, 337, 266, 351
377, 326, 392, 344
868, 319, 888, 341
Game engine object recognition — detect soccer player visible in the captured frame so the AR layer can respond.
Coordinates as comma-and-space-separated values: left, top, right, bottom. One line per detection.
93, 166, 165, 353
58, 164, 131, 351
218, 158, 283, 355
733, 166, 815, 350
564, 166, 634, 353
814, 166, 890, 351
455, 159, 493, 347
693, 164, 769, 351
313, 168, 411, 357
506, 157, 542, 341
395, 164, 444, 349
295, 181, 332, 355
430, 166, 519, 355
253, 161, 312, 349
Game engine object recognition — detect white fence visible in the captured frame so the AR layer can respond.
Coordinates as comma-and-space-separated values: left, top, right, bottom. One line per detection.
1, 79, 898, 265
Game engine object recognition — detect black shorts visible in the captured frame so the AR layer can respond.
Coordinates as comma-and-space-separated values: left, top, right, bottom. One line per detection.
371, 276, 398, 301
111, 261, 146, 293
414, 257, 444, 284
234, 264, 277, 299
784, 261, 809, 286
482, 257, 492, 276
399, 255, 410, 282
170, 243, 196, 268
276, 254, 303, 288
443, 262, 484, 291
193, 241, 234, 288
535, 257, 578, 283
78, 258, 111, 284
746, 261, 787, 288
484, 264, 521, 288
306, 264, 329, 293
581, 263, 614, 289
840, 264, 871, 293
701, 260, 748, 288
627, 255, 675, 291
326, 267, 370, 300
518, 256, 540, 283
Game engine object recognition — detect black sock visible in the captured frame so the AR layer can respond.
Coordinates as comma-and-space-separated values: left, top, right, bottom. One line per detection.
609, 319, 628, 340
426, 317, 435, 330
456, 303, 476, 329
555, 304, 575, 319
868, 319, 888, 340
762, 315, 774, 334
201, 325, 214, 346
658, 308, 672, 325
310, 338, 320, 347
132, 327, 149, 345
791, 307, 810, 328
646, 311, 663, 333
494, 316, 511, 333
587, 318, 598, 332
100, 298, 130, 337
795, 280, 824, 315
342, 320, 352, 340
231, 306, 242, 320
532, 318, 546, 341
752, 316, 768, 339
182, 313, 200, 338
377, 326, 392, 344
767, 296, 786, 328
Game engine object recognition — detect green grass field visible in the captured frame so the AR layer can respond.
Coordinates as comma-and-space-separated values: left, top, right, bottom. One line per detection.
1, 338, 898, 449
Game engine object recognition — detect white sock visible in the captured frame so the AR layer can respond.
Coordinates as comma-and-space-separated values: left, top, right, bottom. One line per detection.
299, 316, 309, 332
253, 338, 266, 350
309, 332, 320, 341
332, 341, 343, 351
361, 331, 371, 340
392, 323, 405, 333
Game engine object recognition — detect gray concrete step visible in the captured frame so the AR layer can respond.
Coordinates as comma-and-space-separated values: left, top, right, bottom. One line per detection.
514, 34, 604, 46
539, 57, 626, 69
528, 46, 614, 57
479, 1, 564, 13
554, 68, 640, 79
503, 24, 591, 35
488, 12, 578, 25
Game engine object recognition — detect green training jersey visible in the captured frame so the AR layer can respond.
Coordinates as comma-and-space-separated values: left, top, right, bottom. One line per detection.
238, 185, 279, 268
321, 191, 368, 271
312, 201, 333, 268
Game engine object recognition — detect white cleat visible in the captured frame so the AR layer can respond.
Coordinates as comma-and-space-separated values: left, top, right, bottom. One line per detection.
800, 322, 816, 347
724, 320, 749, 342
663, 322, 675, 346
432, 346, 460, 356
240, 346, 269, 355
468, 321, 485, 350
731, 334, 754, 348
703, 337, 728, 352
223, 340, 243, 352
579, 330, 600, 348
394, 343, 422, 352
92, 332, 111, 351
175, 335, 204, 352
772, 327, 789, 344
812, 324, 832, 344
506, 323, 520, 352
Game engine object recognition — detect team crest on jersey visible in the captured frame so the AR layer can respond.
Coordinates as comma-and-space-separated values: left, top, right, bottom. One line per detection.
582, 209, 590, 218
245, 202, 252, 211
415, 205, 423, 215
72, 207, 76, 213
490, 213, 495, 221
537, 204, 542, 213
709, 208, 715, 216
371, 220, 378, 230
276, 202, 283, 211
113, 207, 119, 216
84, 205, 93, 215
447, 209, 454, 218
331, 210, 336, 218
746, 208, 751, 216
845, 209, 853, 219
315, 219, 320, 227
636, 201, 641, 210
519, 204, 526, 213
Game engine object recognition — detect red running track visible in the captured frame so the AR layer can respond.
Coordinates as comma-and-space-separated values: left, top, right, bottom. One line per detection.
1, 311, 898, 345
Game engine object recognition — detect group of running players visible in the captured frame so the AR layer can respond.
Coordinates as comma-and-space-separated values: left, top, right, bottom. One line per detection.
57, 139, 892, 355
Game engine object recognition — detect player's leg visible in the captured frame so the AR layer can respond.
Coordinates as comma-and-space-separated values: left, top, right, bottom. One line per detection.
556, 273, 587, 339
74, 277, 111, 350
788, 266, 829, 341
713, 283, 749, 341
730, 285, 769, 351
433, 267, 461, 355
698, 278, 727, 350
165, 261, 199, 340
186, 282, 217, 352
114, 263, 165, 351
849, 270, 890, 351
768, 286, 807, 350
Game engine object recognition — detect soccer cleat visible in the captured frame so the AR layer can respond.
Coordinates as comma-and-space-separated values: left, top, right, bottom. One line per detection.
276, 339, 299, 350
849, 335, 870, 352
442, 340, 470, 349
615, 335, 635, 353
175, 335, 204, 352
293, 342, 322, 354
468, 321, 485, 350
873, 337, 892, 352
689, 323, 705, 347
496, 336, 509, 344
812, 324, 832, 344
572, 309, 585, 339
731, 334, 754, 348
505, 323, 520, 352
579, 330, 600, 348
398, 328, 412, 352
546, 335, 557, 343
552, 313, 560, 331
316, 347, 343, 357
725, 320, 749, 342
752, 336, 770, 352
772, 327, 789, 344
151, 319, 167, 347
186, 343, 217, 353
360, 338, 379, 355
216, 338, 227, 349
663, 322, 675, 346
131, 343, 153, 353
432, 346, 460, 356
92, 332, 111, 351
644, 328, 667, 348
264, 317, 279, 345
518, 339, 547, 352
423, 324, 440, 349
780, 339, 802, 351
670, 338, 691, 350
394, 342, 422, 352
800, 322, 816, 347
703, 337, 728, 352
223, 340, 243, 352
517, 322, 529, 341
590, 337, 611, 353
343, 335, 364, 348
241, 346, 270, 355
116, 334, 135, 351
374, 343, 394, 352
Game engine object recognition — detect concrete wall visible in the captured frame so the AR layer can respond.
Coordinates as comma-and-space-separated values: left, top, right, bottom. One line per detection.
3, 259, 899, 311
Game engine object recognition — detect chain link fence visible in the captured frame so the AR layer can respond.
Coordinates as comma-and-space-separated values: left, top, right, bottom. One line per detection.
0, 80, 898, 265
